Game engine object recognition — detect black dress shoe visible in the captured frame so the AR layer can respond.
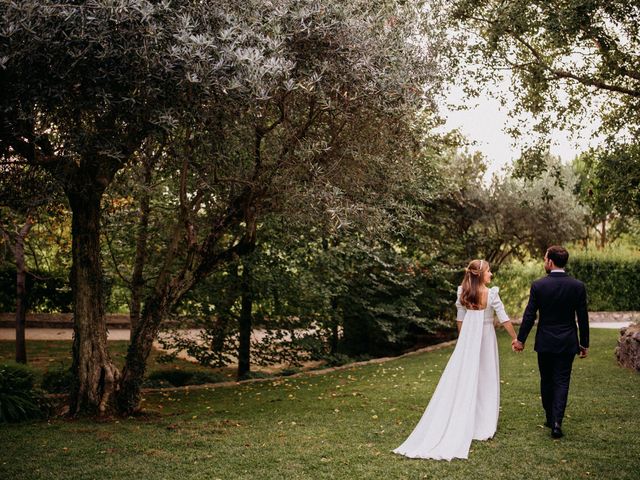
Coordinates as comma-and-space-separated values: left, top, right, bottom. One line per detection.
551, 423, 563, 438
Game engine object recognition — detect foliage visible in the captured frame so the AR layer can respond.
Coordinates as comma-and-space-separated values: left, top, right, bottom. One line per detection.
143, 369, 225, 388
162, 224, 457, 371
497, 248, 640, 314
450, 0, 640, 180
0, 362, 47, 423
431, 149, 586, 267
450, 1, 640, 129
0, 266, 72, 313
568, 250, 640, 311
41, 365, 74, 394
1, 0, 212, 412
336, 238, 451, 357
572, 150, 639, 248
576, 144, 640, 221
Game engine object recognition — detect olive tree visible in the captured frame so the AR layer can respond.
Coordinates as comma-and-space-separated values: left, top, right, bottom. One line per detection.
0, 1, 210, 414
114, 0, 446, 414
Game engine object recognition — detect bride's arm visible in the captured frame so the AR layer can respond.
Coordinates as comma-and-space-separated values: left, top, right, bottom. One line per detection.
501, 320, 517, 341
455, 286, 465, 335
491, 288, 517, 341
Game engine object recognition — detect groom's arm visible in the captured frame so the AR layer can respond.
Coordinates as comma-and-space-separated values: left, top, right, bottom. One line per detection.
517, 284, 538, 345
577, 283, 589, 349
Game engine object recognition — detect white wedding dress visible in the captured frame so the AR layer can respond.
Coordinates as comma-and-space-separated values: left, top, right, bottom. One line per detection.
393, 286, 510, 461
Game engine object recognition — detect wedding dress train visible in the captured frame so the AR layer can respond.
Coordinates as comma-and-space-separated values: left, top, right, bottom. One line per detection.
393, 286, 509, 460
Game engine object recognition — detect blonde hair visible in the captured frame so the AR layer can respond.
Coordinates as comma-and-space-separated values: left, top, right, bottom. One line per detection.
460, 259, 489, 309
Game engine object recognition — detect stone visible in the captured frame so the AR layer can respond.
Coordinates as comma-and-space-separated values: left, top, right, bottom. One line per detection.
615, 323, 640, 372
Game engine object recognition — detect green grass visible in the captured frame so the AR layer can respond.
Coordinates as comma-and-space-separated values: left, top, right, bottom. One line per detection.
0, 340, 230, 385
1, 328, 638, 479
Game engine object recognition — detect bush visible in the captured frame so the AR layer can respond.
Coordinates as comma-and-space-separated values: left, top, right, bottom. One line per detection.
495, 250, 640, 315
143, 369, 225, 388
0, 363, 48, 423
321, 353, 353, 367
41, 365, 74, 394
568, 251, 640, 311
239, 371, 271, 381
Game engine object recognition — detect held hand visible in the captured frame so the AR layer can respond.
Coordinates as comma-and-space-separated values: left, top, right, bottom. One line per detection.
511, 339, 524, 352
579, 346, 589, 358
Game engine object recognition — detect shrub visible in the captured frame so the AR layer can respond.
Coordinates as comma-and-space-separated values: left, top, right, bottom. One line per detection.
495, 250, 640, 315
0, 267, 72, 313
189, 371, 226, 385
41, 365, 74, 394
321, 353, 355, 367
143, 369, 225, 388
278, 367, 301, 377
239, 371, 271, 381
568, 251, 640, 311
0, 363, 48, 423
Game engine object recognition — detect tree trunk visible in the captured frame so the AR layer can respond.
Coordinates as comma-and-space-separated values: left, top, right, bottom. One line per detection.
117, 297, 165, 415
117, 193, 258, 415
68, 191, 119, 415
237, 260, 253, 379
129, 159, 153, 335
14, 220, 34, 364
600, 217, 607, 249
322, 236, 340, 354
330, 297, 339, 355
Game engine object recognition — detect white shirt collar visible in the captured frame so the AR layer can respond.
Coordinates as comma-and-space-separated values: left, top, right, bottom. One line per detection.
550, 269, 565, 273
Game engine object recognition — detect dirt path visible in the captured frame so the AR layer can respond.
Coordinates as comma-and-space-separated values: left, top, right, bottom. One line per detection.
0, 318, 630, 342
0, 319, 631, 368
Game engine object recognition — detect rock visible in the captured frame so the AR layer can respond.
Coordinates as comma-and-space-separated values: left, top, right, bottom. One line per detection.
615, 323, 640, 372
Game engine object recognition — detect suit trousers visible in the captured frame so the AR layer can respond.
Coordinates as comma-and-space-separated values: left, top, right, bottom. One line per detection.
537, 351, 575, 426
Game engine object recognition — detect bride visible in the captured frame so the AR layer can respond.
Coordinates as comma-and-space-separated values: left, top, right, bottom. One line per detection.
393, 259, 519, 460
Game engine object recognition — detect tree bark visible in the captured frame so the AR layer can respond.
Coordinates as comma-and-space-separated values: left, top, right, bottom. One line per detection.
68, 191, 119, 415
237, 259, 253, 379
117, 295, 166, 415
330, 297, 340, 355
322, 236, 340, 354
117, 182, 259, 414
129, 158, 153, 335
14, 220, 34, 364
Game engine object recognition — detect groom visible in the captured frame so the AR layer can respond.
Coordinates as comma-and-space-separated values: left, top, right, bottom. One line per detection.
512, 246, 589, 439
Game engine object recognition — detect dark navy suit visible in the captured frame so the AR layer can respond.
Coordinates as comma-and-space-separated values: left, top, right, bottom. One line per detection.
517, 271, 589, 426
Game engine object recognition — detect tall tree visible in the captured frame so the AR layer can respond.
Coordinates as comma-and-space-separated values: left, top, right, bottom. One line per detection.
116, 0, 447, 414
0, 1, 197, 414
427, 148, 586, 266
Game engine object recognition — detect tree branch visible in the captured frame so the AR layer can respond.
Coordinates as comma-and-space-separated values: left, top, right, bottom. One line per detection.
508, 31, 640, 98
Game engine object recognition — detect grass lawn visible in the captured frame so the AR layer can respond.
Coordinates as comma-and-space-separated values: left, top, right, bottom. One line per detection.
1, 328, 638, 480
0, 340, 232, 384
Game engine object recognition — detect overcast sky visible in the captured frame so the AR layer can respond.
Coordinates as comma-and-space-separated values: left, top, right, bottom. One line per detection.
439, 78, 603, 181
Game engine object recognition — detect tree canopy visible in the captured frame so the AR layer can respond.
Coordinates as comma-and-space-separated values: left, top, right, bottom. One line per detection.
450, 0, 640, 180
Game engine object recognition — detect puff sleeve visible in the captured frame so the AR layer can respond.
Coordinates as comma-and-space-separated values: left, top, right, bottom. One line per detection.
455, 286, 466, 321
490, 287, 510, 323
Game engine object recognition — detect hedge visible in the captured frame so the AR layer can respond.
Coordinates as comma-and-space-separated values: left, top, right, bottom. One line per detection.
568, 252, 640, 311
496, 251, 640, 315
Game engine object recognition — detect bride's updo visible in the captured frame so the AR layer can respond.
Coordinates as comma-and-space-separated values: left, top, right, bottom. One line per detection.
460, 259, 489, 309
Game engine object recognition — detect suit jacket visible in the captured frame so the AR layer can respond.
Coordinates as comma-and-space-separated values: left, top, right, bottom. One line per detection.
517, 272, 589, 354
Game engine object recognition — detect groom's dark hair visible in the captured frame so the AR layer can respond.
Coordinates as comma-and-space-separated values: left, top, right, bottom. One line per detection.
546, 245, 569, 268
